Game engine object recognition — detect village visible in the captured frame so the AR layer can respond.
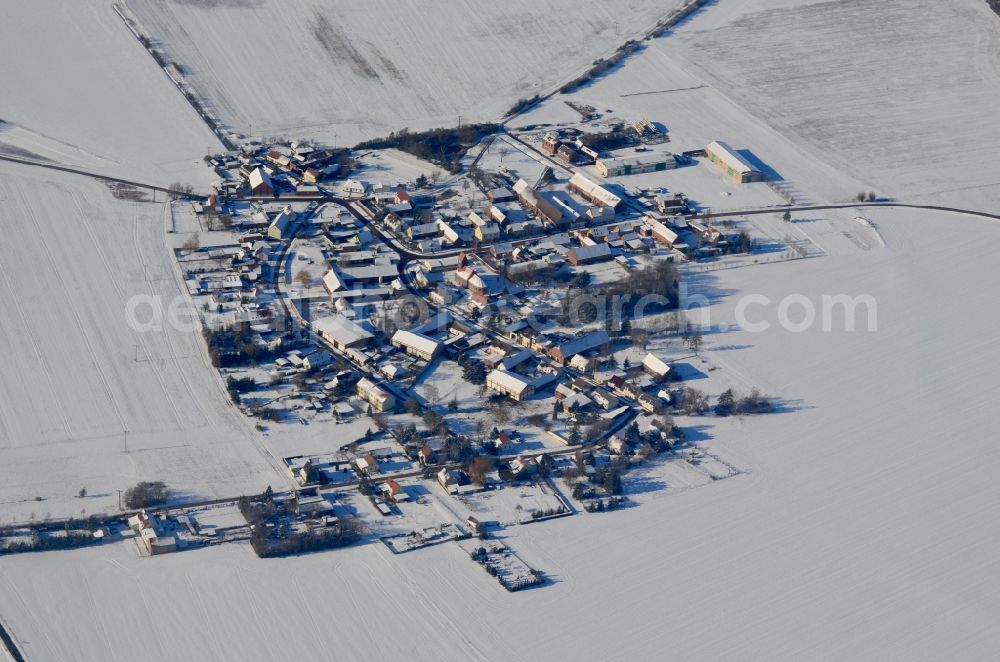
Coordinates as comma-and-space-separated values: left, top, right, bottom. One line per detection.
1, 111, 787, 588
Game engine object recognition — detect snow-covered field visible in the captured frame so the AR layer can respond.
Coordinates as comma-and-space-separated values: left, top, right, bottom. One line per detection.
124, 0, 683, 145
0, 1, 220, 187
657, 0, 1000, 212
516, 0, 1000, 211
3, 0, 1000, 660
0, 162, 286, 523
2, 207, 999, 660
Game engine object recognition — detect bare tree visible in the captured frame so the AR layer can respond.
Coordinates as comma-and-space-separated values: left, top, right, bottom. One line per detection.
295, 269, 313, 287
686, 328, 703, 354
629, 328, 650, 350
680, 388, 709, 416
489, 400, 512, 426
468, 456, 492, 485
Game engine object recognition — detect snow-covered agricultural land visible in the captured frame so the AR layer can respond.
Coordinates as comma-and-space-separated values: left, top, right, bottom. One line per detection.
0, 1, 220, 187
1, 0, 1000, 660
124, 0, 685, 145
0, 162, 285, 524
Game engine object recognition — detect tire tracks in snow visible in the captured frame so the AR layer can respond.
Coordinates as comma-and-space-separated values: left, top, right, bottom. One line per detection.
72, 193, 184, 435
0, 186, 73, 441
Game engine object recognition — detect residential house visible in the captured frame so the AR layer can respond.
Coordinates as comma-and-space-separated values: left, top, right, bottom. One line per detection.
356, 377, 396, 412
355, 452, 378, 475
266, 206, 296, 240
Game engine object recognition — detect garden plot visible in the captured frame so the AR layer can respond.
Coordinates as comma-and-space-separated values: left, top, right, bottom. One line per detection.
457, 481, 568, 527
459, 538, 544, 592
381, 523, 469, 554
349, 482, 462, 538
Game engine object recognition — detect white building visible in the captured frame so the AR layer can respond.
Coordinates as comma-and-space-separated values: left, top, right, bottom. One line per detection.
567, 172, 622, 209
312, 314, 373, 350
340, 179, 371, 197
486, 369, 534, 401
391, 329, 443, 361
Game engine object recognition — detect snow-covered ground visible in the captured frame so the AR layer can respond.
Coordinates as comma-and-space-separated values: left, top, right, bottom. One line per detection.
0, 162, 287, 524
2, 207, 998, 660
2, 1, 1000, 659
124, 0, 684, 145
516, 0, 1000, 212
0, 1, 220, 187
657, 0, 1000, 212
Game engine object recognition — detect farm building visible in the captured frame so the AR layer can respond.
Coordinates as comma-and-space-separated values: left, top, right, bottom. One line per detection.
596, 152, 676, 177
644, 217, 679, 248
512, 178, 564, 226
248, 167, 273, 197
567, 242, 612, 266
391, 329, 443, 361
567, 173, 622, 209
486, 369, 535, 401
356, 377, 396, 412
642, 353, 673, 381
487, 187, 516, 203
339, 263, 399, 285
312, 314, 373, 350
705, 141, 764, 183
548, 330, 611, 365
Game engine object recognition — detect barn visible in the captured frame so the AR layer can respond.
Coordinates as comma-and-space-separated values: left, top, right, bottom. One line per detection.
705, 141, 764, 183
